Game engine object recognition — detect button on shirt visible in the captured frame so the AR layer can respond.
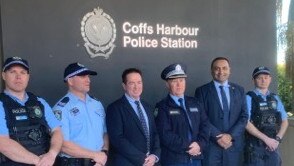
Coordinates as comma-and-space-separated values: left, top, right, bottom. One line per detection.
0, 91, 60, 135
213, 81, 230, 109
53, 92, 106, 157
246, 89, 288, 120
125, 94, 149, 131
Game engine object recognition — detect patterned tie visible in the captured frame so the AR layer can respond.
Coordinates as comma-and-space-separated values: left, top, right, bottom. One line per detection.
178, 98, 192, 140
135, 100, 150, 153
219, 86, 230, 131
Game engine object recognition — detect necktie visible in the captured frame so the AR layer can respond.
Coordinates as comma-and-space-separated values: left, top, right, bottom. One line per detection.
135, 100, 150, 153
219, 86, 230, 131
178, 98, 192, 140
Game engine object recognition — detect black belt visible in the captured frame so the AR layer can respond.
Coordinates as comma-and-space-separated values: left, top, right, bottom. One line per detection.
55, 156, 95, 166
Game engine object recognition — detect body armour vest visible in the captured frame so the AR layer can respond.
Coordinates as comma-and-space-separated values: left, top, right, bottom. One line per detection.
247, 91, 281, 139
0, 92, 50, 159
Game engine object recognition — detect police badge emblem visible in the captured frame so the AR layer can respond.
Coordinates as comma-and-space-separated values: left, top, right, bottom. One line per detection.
53, 110, 62, 121
33, 106, 43, 118
81, 7, 116, 59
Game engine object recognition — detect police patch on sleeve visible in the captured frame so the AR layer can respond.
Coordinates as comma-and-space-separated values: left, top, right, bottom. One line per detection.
53, 110, 62, 120
57, 97, 69, 107
154, 108, 159, 117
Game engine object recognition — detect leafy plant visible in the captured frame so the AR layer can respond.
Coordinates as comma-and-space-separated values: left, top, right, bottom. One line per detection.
277, 65, 294, 114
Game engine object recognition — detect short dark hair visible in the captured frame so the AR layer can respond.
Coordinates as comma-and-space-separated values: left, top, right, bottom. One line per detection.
210, 57, 230, 69
122, 68, 142, 84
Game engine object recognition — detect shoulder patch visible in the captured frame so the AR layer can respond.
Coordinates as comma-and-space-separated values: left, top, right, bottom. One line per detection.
57, 97, 69, 107
154, 108, 159, 117
53, 110, 62, 121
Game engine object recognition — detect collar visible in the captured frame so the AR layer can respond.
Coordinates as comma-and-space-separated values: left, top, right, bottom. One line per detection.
169, 94, 184, 106
213, 80, 230, 88
254, 88, 271, 96
4, 90, 29, 103
124, 93, 140, 103
67, 92, 91, 103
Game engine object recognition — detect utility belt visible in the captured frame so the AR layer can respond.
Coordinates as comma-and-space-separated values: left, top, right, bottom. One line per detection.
55, 156, 95, 166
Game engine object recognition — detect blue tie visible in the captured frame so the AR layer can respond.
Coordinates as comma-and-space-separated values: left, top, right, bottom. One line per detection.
135, 100, 150, 154
219, 86, 230, 131
178, 98, 192, 140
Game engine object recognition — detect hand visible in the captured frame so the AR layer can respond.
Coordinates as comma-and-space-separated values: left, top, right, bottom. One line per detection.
186, 142, 201, 156
143, 154, 156, 166
36, 151, 57, 166
216, 134, 233, 149
264, 137, 279, 151
92, 152, 107, 166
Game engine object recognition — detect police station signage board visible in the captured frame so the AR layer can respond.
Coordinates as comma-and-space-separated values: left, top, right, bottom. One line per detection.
0, 0, 276, 105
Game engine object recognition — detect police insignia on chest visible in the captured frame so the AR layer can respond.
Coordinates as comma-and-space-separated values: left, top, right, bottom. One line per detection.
70, 107, 80, 116
28, 106, 43, 119
33, 106, 43, 118
270, 101, 277, 110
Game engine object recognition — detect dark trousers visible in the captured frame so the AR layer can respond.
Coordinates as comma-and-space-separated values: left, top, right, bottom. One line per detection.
244, 145, 281, 166
163, 159, 202, 166
54, 157, 95, 166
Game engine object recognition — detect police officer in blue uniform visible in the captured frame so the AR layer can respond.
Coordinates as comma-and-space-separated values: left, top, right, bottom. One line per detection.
53, 62, 108, 166
245, 66, 288, 166
0, 57, 63, 166
155, 63, 210, 166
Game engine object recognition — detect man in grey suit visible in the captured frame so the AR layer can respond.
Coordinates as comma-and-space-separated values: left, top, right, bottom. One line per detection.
194, 57, 248, 166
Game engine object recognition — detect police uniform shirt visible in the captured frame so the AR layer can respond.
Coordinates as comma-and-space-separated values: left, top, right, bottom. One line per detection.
0, 90, 60, 135
213, 80, 231, 109
53, 92, 106, 157
169, 94, 185, 109
246, 89, 288, 120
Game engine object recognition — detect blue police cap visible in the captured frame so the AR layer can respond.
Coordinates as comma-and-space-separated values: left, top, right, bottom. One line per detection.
161, 63, 187, 80
252, 66, 271, 78
64, 62, 97, 82
3, 56, 29, 72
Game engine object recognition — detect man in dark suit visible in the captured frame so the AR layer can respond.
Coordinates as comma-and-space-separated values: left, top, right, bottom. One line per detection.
194, 57, 248, 166
155, 63, 210, 166
106, 68, 160, 166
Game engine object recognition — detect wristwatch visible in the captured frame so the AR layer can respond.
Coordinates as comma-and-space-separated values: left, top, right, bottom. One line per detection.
275, 136, 282, 143
101, 149, 109, 156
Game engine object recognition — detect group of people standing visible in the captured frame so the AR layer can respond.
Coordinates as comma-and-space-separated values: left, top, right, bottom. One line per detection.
0, 56, 289, 166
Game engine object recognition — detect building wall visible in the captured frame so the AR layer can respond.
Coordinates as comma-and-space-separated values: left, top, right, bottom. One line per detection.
0, 0, 277, 106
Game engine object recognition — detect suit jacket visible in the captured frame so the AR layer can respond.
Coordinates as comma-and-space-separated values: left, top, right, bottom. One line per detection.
155, 95, 210, 165
106, 95, 160, 166
194, 81, 248, 149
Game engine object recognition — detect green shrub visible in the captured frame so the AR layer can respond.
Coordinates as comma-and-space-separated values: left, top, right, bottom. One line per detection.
277, 65, 293, 114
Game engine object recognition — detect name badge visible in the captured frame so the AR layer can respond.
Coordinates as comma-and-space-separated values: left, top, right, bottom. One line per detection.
70, 107, 80, 116
190, 107, 199, 112
259, 102, 267, 107
169, 109, 180, 115
16, 115, 28, 120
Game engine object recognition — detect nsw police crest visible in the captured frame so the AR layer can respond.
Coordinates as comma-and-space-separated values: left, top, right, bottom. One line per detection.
33, 106, 43, 118
81, 7, 116, 59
